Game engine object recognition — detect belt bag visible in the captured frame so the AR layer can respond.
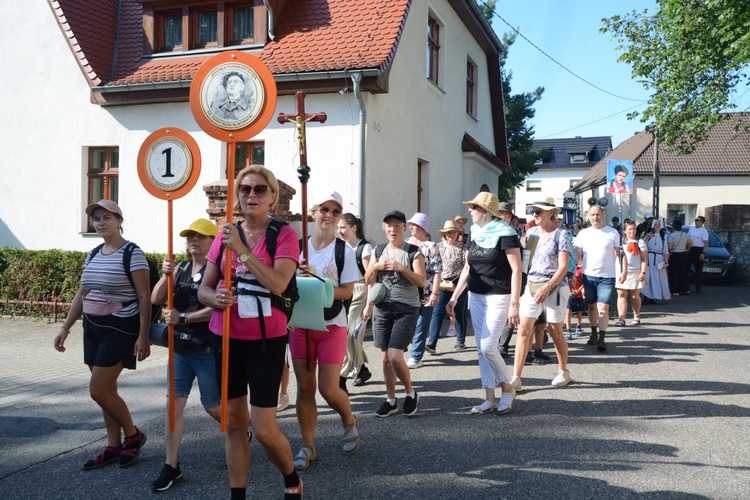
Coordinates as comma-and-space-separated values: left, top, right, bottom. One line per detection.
439, 281, 455, 292
528, 281, 546, 298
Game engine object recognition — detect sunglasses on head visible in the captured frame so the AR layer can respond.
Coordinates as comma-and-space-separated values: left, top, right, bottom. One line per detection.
238, 184, 270, 196
318, 206, 342, 217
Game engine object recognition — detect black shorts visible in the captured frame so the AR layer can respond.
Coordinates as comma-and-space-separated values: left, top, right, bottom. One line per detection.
83, 313, 139, 369
212, 334, 287, 408
372, 302, 420, 351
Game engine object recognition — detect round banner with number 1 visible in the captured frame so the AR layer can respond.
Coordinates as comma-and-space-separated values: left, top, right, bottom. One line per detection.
137, 128, 202, 200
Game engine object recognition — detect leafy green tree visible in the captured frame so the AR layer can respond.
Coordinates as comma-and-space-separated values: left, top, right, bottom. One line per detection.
603, 0, 750, 153
479, 3, 546, 199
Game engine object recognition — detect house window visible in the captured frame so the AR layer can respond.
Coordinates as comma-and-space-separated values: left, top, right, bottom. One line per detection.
235, 141, 265, 169
667, 204, 696, 226
87, 147, 119, 232
193, 7, 218, 49
570, 153, 587, 163
526, 180, 542, 192
427, 15, 442, 85
149, 2, 265, 54
466, 59, 477, 116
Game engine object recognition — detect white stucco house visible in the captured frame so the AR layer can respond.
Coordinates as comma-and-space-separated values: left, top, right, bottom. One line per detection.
0, 0, 509, 252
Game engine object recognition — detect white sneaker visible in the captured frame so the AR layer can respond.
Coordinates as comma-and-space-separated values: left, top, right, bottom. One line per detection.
406, 357, 423, 369
551, 370, 571, 387
277, 393, 290, 412
445, 326, 457, 337
510, 376, 523, 392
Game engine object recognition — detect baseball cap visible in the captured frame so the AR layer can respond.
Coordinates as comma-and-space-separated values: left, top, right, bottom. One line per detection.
179, 218, 219, 237
383, 210, 406, 224
317, 191, 343, 209
645, 211, 654, 219
85, 199, 122, 217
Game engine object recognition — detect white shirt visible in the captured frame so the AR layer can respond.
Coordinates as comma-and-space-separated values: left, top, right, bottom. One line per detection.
574, 226, 621, 278
688, 226, 709, 249
302, 238, 358, 327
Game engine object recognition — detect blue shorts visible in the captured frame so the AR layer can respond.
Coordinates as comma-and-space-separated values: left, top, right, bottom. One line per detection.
582, 275, 615, 305
167, 349, 221, 409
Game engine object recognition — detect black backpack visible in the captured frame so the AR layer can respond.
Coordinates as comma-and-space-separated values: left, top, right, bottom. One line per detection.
355, 240, 367, 275
373, 242, 423, 302
300, 236, 348, 320
88, 242, 162, 323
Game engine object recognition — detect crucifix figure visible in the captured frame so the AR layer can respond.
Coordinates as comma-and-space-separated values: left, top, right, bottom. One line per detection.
278, 91, 327, 371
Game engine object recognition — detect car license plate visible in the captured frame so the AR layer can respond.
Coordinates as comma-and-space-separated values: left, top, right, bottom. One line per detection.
703, 267, 721, 273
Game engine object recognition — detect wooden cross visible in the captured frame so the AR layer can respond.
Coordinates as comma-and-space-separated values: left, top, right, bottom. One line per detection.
278, 91, 327, 183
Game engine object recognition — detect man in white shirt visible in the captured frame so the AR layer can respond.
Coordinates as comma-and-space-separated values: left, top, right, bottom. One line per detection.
687, 216, 710, 294
573, 205, 620, 352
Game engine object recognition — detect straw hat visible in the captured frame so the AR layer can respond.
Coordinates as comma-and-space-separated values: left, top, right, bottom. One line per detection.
453, 214, 468, 225
463, 192, 501, 218
526, 196, 557, 211
438, 220, 465, 238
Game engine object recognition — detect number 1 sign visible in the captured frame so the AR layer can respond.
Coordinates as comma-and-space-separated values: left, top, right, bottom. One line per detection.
137, 128, 202, 200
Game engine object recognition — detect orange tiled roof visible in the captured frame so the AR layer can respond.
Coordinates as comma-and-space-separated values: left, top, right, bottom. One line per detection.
572, 113, 750, 192
49, 0, 411, 88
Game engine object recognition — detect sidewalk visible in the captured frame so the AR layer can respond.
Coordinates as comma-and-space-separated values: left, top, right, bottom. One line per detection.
1, 285, 749, 499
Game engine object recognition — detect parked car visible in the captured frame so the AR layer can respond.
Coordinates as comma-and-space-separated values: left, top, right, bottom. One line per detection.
681, 226, 736, 283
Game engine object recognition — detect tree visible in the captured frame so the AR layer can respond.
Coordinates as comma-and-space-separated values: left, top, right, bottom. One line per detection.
603, 0, 750, 153
479, 2, 546, 199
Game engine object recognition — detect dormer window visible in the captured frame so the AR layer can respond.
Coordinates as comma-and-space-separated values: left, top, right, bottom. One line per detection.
144, 1, 266, 55
570, 152, 587, 163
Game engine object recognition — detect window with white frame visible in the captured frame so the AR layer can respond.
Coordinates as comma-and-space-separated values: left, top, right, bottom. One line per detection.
526, 179, 542, 192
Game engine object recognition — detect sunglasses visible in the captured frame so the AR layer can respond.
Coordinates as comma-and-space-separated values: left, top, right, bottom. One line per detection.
694, 218, 703, 222
530, 209, 543, 216
470, 204, 483, 211
238, 184, 270, 196
318, 206, 342, 217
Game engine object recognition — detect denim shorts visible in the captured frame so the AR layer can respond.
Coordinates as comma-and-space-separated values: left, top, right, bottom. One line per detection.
582, 275, 615, 305
372, 302, 420, 351
168, 349, 220, 409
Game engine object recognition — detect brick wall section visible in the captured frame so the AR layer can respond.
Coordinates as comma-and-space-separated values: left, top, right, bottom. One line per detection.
705, 204, 750, 231
203, 179, 298, 225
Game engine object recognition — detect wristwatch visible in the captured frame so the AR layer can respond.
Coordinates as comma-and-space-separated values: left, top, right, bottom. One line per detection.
239, 250, 251, 263
179, 313, 187, 325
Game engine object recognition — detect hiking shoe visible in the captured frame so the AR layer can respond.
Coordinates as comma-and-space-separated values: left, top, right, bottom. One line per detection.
375, 400, 398, 418
564, 329, 573, 340
587, 334, 597, 346
496, 389, 515, 415
341, 417, 360, 454
453, 342, 465, 351
406, 357, 423, 369
118, 428, 146, 468
152, 463, 183, 492
82, 445, 121, 471
510, 376, 523, 393
293, 446, 317, 470
353, 365, 372, 386
551, 370, 571, 387
403, 392, 419, 416
575, 326, 583, 337
597, 338, 608, 352
446, 326, 457, 337
614, 319, 626, 327
425, 343, 437, 354
277, 393, 290, 412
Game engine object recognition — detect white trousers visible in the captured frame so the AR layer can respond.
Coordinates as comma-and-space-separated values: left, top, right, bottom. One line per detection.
469, 292, 511, 389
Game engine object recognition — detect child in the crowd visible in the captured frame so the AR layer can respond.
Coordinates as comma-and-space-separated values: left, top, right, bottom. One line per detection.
565, 264, 585, 340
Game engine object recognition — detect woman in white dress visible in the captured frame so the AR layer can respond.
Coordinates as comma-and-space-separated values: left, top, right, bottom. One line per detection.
642, 219, 671, 303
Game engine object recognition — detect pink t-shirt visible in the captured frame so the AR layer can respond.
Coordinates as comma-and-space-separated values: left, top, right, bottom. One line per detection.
206, 224, 299, 340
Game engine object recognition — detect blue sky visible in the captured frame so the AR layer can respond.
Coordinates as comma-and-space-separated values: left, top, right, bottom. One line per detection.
488, 0, 658, 148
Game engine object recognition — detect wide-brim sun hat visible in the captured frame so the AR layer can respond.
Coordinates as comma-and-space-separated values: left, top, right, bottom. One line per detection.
438, 220, 465, 237
179, 218, 219, 237
463, 192, 501, 218
526, 196, 557, 211
453, 214, 468, 225
497, 201, 513, 213
85, 199, 122, 217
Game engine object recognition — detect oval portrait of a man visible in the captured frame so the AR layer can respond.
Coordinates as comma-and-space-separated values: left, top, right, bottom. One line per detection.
200, 63, 265, 130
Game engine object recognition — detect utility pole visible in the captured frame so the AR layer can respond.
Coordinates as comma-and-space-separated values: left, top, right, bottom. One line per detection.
652, 133, 660, 219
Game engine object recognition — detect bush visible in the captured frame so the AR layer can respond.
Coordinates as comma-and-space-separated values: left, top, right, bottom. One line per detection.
0, 246, 182, 318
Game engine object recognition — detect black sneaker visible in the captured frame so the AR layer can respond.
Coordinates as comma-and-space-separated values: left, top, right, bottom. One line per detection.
597, 339, 608, 352
587, 334, 597, 346
152, 463, 183, 492
453, 343, 465, 351
353, 365, 372, 387
375, 400, 398, 418
403, 392, 419, 416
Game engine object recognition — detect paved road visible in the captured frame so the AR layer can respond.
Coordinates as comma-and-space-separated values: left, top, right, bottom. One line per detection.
1, 285, 749, 499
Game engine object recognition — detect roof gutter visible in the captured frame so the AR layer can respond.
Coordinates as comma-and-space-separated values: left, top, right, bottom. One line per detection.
92, 69, 382, 94
351, 72, 367, 219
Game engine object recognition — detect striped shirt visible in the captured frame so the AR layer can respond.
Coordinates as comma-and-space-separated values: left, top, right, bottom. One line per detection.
81, 242, 148, 318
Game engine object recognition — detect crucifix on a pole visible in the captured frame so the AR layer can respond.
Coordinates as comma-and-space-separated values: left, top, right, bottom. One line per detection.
278, 91, 326, 371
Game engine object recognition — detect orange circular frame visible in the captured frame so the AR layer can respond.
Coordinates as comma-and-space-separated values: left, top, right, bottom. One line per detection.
137, 128, 202, 200
190, 51, 277, 142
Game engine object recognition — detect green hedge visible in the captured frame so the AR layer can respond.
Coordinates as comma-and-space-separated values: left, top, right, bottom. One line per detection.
0, 247, 182, 318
